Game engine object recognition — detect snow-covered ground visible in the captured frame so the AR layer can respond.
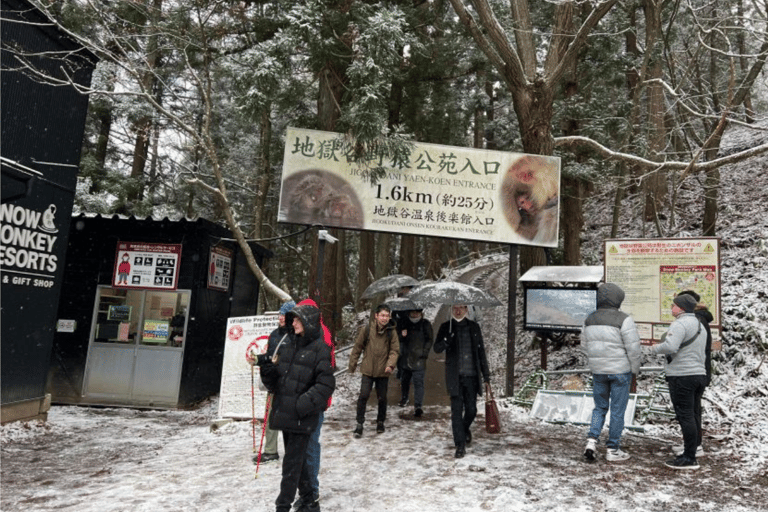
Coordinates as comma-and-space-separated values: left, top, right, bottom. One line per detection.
3, 123, 768, 511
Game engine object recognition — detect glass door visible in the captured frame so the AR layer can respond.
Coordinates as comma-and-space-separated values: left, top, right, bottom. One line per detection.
82, 286, 190, 406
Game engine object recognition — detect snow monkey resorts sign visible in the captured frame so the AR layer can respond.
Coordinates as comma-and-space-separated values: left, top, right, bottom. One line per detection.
278, 127, 561, 248
604, 238, 721, 348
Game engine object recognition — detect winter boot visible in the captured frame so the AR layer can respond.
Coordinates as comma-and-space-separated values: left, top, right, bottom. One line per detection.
353, 423, 363, 438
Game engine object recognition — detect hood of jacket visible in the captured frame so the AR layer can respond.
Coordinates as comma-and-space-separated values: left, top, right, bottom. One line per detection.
597, 283, 624, 309
287, 304, 322, 342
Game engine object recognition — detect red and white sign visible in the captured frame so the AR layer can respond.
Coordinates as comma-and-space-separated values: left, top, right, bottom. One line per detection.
113, 242, 181, 290
208, 245, 233, 291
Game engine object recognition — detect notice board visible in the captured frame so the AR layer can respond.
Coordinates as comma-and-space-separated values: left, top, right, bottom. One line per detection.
604, 238, 721, 346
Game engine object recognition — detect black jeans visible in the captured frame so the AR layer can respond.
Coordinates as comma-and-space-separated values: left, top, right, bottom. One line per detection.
667, 375, 707, 459
449, 375, 478, 447
356, 375, 389, 424
275, 431, 313, 512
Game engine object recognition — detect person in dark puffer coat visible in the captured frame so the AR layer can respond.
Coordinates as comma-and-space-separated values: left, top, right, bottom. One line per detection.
260, 303, 335, 512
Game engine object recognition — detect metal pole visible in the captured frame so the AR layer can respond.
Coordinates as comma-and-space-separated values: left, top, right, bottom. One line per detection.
314, 236, 326, 305
506, 244, 519, 396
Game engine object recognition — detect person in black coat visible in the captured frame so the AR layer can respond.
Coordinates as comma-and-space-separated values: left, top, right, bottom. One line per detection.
259, 303, 335, 512
433, 304, 490, 458
397, 308, 433, 417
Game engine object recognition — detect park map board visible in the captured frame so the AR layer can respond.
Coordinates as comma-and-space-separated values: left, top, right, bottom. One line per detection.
604, 238, 721, 347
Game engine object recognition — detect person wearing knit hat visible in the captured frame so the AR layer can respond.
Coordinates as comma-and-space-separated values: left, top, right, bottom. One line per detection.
673, 294, 698, 314
651, 292, 708, 470
279, 300, 296, 315
257, 300, 297, 464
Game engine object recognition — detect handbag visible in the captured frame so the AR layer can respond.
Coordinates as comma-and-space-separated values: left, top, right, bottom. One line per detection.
484, 383, 501, 434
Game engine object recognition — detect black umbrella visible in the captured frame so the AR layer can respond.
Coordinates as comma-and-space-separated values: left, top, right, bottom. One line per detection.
361, 274, 420, 300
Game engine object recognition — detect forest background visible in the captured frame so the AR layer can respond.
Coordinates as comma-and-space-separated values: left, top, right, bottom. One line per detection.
8, 0, 768, 338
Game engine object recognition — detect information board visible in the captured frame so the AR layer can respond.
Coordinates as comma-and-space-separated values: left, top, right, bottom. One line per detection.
112, 242, 182, 290
217, 314, 279, 420
604, 238, 721, 345
208, 245, 233, 291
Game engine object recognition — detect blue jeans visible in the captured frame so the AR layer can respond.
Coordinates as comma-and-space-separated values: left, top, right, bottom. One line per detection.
588, 372, 631, 450
304, 410, 323, 500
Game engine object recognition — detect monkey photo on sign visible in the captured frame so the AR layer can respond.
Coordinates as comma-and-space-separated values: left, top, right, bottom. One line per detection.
500, 155, 559, 245
279, 169, 364, 229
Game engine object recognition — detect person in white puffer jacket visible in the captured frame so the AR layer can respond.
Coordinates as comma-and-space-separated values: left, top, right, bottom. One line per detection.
581, 282, 641, 462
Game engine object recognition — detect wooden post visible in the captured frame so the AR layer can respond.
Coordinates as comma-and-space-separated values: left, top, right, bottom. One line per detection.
506, 245, 519, 396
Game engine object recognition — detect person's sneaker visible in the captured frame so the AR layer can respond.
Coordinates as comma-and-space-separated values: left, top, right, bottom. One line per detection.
414, 407, 423, 418
606, 448, 631, 462
455, 445, 466, 458
353, 423, 363, 438
376, 421, 385, 434
584, 438, 597, 461
465, 429, 472, 445
293, 494, 320, 511
664, 456, 700, 470
259, 452, 279, 463
296, 498, 320, 512
673, 444, 705, 457
398, 398, 409, 407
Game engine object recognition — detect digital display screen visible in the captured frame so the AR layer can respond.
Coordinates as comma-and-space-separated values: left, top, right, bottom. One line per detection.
524, 287, 597, 333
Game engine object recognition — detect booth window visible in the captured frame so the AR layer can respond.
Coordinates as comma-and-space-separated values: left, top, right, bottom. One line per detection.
93, 287, 190, 347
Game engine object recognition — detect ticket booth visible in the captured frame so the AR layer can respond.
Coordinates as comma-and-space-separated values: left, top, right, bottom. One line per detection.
49, 214, 271, 409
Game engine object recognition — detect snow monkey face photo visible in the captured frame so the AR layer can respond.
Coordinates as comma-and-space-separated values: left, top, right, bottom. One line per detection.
279, 169, 364, 229
500, 155, 560, 244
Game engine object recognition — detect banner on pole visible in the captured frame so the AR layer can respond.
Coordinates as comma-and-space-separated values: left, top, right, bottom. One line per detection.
278, 127, 561, 247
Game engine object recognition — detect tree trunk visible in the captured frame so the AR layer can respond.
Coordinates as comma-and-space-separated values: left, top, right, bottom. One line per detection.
510, 80, 555, 274
376, 232, 392, 278
642, 0, 667, 223
426, 238, 443, 280
251, 108, 272, 239
126, 0, 164, 208
358, 231, 376, 305
89, 107, 112, 194
316, 59, 346, 329
399, 235, 416, 277
561, 176, 584, 265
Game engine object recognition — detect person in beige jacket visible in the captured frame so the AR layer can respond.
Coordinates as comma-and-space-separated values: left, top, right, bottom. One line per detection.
348, 304, 399, 437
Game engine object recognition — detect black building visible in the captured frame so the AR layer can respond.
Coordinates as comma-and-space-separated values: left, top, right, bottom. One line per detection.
1, 0, 98, 423
48, 214, 271, 409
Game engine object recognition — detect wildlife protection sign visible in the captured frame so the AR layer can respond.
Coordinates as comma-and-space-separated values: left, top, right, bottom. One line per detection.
278, 127, 561, 247
218, 314, 278, 420
604, 238, 721, 345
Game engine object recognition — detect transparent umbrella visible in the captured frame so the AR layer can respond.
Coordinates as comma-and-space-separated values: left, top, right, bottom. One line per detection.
406, 281, 502, 308
361, 274, 420, 300
384, 297, 424, 312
